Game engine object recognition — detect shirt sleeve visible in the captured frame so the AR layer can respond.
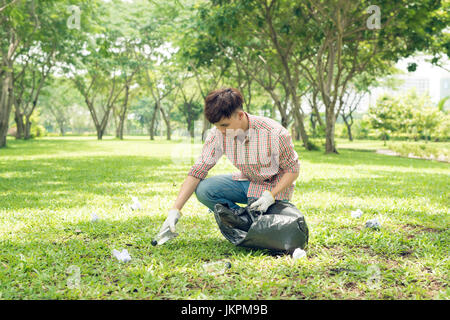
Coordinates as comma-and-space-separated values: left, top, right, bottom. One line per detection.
187, 129, 223, 179
277, 129, 300, 173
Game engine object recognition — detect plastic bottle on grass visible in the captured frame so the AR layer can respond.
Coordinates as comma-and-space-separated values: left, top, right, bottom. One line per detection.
151, 228, 178, 246
202, 261, 232, 275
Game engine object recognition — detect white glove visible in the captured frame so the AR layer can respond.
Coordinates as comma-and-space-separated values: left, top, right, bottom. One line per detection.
249, 190, 275, 213
160, 209, 181, 233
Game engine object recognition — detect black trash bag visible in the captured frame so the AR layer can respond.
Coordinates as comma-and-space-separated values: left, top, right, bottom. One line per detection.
213, 201, 309, 254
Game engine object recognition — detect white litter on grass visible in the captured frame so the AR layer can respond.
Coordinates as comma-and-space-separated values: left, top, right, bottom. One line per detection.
351, 209, 363, 218
202, 261, 232, 276
292, 248, 307, 261
365, 218, 381, 229
91, 213, 100, 222
130, 197, 142, 211
112, 249, 131, 263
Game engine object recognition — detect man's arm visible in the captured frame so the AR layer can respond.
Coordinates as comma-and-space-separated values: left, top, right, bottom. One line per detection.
170, 175, 201, 212
156, 176, 201, 236
250, 129, 299, 212
270, 171, 299, 198
272, 129, 300, 197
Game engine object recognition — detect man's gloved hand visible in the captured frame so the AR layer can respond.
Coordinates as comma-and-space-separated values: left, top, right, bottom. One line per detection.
160, 208, 181, 233
249, 190, 275, 213
152, 209, 181, 246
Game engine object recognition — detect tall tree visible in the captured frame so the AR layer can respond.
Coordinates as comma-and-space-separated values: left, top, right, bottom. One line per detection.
1, 0, 95, 146
68, 2, 136, 140
0, 0, 39, 147
13, 44, 54, 139
39, 78, 82, 136
177, 75, 202, 139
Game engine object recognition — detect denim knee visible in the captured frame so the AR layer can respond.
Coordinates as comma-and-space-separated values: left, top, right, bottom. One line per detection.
195, 179, 212, 204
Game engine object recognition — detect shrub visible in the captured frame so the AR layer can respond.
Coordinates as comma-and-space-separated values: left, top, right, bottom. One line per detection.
31, 124, 47, 138
368, 90, 446, 142
387, 142, 449, 162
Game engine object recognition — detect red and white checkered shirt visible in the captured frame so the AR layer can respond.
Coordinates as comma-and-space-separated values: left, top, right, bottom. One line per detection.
188, 113, 299, 201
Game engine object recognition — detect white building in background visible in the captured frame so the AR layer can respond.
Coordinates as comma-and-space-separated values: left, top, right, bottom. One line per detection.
396, 78, 430, 96
362, 54, 450, 112
440, 78, 450, 105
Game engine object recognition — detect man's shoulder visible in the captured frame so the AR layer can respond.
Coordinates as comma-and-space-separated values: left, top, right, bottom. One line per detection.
249, 114, 288, 134
203, 127, 225, 146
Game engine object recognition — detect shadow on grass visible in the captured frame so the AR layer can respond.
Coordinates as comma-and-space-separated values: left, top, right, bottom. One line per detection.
0, 156, 190, 210
0, 214, 263, 275
298, 169, 448, 202
297, 147, 449, 169
1, 138, 105, 156
1, 144, 448, 216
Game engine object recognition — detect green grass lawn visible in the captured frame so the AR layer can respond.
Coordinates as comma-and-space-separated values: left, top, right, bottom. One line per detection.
0, 136, 449, 299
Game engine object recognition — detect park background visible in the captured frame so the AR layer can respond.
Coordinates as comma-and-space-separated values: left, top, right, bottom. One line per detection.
0, 0, 449, 299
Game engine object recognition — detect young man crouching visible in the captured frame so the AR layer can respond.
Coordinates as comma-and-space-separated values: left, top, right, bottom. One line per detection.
158, 87, 299, 234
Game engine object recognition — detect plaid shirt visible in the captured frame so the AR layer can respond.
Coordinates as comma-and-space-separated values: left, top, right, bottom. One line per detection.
188, 113, 299, 201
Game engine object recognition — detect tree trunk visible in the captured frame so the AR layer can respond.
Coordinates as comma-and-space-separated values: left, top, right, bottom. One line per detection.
310, 112, 317, 134
116, 117, 124, 140
96, 124, 104, 140
276, 99, 289, 129
285, 84, 309, 149
188, 119, 194, 139
0, 71, 14, 148
117, 84, 129, 140
58, 120, 65, 136
159, 107, 171, 140
0, 34, 20, 148
325, 109, 338, 153
185, 102, 195, 139
97, 128, 104, 140
342, 116, 353, 141
98, 104, 113, 140
24, 115, 32, 139
346, 123, 353, 141
292, 107, 309, 147
115, 109, 126, 140
113, 105, 119, 138
280, 115, 288, 129
14, 108, 24, 139
149, 102, 157, 140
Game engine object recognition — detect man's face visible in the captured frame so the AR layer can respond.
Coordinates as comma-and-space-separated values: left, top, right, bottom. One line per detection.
214, 111, 244, 135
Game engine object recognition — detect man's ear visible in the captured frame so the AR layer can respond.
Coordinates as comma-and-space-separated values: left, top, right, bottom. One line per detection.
237, 110, 245, 120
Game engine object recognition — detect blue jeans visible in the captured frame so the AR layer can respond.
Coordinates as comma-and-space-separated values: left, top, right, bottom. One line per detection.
195, 174, 251, 212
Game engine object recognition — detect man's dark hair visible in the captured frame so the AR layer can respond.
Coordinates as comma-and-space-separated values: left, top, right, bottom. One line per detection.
204, 88, 244, 123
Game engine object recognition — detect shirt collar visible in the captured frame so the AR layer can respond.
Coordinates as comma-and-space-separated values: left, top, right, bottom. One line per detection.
245, 112, 254, 129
